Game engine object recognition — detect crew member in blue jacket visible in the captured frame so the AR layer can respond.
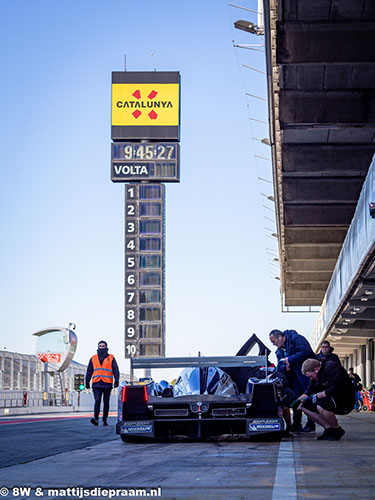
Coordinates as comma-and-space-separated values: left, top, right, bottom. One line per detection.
269, 329, 318, 432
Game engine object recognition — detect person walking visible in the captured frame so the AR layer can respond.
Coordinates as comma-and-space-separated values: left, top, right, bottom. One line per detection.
348, 367, 362, 411
269, 329, 318, 433
86, 340, 119, 426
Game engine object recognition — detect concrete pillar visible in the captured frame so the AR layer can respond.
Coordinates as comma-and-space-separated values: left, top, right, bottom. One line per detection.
11, 356, 15, 390
359, 345, 366, 387
366, 340, 373, 387
27, 360, 30, 390
344, 356, 349, 370
349, 353, 353, 370
354, 349, 358, 372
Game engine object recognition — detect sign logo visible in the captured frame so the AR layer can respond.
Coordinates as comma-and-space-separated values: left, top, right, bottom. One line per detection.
249, 423, 281, 431
122, 422, 153, 434
37, 353, 62, 363
112, 83, 179, 126
130, 89, 161, 120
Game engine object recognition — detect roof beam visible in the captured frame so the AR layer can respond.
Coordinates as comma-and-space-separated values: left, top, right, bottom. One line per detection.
282, 144, 375, 173
284, 203, 356, 225
285, 259, 337, 271
286, 246, 341, 260
285, 227, 348, 245
283, 177, 365, 203
277, 22, 375, 64
279, 90, 375, 125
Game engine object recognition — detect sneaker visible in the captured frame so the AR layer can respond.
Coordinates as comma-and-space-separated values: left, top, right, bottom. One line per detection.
282, 424, 292, 437
302, 424, 316, 433
90, 418, 99, 426
317, 427, 344, 441
103, 420, 108, 426
291, 423, 303, 432
332, 427, 345, 440
316, 428, 334, 440
282, 429, 293, 438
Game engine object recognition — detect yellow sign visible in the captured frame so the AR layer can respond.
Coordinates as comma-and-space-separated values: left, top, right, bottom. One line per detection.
112, 83, 179, 126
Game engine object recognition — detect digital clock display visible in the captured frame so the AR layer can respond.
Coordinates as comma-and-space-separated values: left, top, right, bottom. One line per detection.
112, 142, 178, 161
111, 142, 180, 182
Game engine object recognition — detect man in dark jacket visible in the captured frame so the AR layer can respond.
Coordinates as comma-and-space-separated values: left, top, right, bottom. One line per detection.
86, 340, 120, 426
348, 367, 361, 388
298, 358, 355, 440
269, 329, 317, 432
317, 340, 341, 364
348, 367, 362, 410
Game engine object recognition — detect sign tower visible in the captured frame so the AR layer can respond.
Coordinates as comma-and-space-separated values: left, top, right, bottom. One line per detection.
111, 71, 180, 359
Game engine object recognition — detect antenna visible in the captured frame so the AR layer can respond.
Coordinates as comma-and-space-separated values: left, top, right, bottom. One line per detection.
151, 52, 155, 71
124, 54, 127, 71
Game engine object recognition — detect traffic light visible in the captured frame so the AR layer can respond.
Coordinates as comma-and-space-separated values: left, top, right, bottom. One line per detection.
74, 374, 85, 391
78, 374, 85, 391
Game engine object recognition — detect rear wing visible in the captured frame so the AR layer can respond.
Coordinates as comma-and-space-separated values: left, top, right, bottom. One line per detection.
130, 355, 268, 381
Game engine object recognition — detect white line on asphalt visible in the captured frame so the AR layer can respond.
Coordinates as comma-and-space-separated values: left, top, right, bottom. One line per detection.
271, 441, 297, 499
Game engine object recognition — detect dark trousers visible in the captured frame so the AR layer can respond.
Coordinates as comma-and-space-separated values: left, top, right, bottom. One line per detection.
93, 387, 112, 420
289, 374, 315, 429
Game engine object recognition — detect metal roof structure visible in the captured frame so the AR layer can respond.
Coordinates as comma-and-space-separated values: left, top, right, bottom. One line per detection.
311, 157, 375, 356
264, 0, 375, 308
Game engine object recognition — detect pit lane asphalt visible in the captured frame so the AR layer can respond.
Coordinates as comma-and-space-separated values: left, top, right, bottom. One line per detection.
1, 412, 375, 499
0, 413, 118, 468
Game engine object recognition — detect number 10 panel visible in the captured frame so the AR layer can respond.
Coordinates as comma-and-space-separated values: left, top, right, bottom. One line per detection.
125, 183, 165, 359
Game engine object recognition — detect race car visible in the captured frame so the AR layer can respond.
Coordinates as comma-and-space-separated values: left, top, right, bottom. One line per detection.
116, 335, 285, 441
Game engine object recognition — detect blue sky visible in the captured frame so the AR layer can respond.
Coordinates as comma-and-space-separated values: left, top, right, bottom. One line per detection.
0, 1, 318, 377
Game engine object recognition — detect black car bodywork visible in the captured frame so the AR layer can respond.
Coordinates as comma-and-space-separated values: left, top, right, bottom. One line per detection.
116, 335, 285, 441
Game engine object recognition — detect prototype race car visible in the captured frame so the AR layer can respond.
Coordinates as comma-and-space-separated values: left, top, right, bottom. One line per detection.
116, 335, 285, 441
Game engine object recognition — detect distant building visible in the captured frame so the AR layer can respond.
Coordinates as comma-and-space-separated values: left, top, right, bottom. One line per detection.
0, 350, 129, 393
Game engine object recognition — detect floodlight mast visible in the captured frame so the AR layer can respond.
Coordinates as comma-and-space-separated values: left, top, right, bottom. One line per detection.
233, 0, 264, 36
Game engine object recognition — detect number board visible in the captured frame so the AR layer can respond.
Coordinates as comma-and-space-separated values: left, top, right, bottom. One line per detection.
112, 142, 180, 182
124, 183, 165, 359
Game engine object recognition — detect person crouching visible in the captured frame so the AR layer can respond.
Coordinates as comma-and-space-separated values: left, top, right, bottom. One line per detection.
297, 358, 355, 441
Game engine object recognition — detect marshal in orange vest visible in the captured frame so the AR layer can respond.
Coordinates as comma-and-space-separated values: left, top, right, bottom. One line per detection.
91, 354, 114, 384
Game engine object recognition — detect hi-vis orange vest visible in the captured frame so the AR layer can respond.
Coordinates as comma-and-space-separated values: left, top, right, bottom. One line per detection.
91, 354, 114, 384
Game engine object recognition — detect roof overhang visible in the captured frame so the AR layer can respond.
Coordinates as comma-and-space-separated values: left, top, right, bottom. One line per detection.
264, 0, 375, 308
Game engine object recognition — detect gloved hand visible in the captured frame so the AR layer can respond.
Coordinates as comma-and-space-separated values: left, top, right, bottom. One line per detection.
114, 382, 119, 388
85, 385, 90, 390
301, 394, 319, 411
289, 398, 302, 410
